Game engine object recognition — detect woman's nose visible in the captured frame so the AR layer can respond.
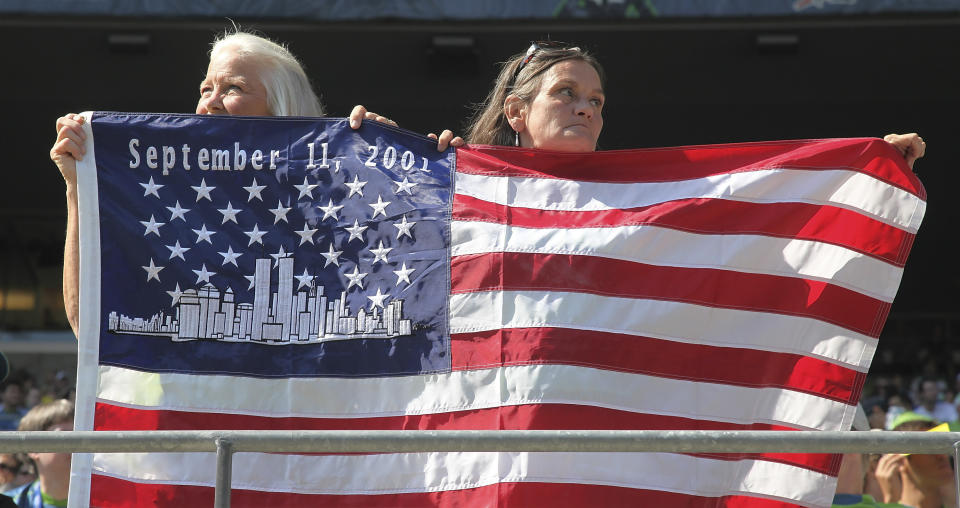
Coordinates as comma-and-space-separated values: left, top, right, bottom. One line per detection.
574, 99, 592, 118
198, 93, 224, 114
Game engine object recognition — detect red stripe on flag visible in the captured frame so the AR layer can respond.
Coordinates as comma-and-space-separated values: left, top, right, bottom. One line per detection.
449, 327, 864, 403
451, 252, 889, 338
93, 402, 837, 474
452, 194, 913, 265
457, 139, 925, 198
95, 401, 803, 432
91, 473, 808, 508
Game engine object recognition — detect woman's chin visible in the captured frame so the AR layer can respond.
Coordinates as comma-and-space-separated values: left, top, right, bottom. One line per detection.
538, 134, 597, 153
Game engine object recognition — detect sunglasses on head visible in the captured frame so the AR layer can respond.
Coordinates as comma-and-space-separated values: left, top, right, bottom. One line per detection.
513, 40, 582, 82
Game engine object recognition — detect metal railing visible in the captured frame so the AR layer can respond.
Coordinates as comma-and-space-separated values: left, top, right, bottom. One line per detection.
3, 430, 960, 507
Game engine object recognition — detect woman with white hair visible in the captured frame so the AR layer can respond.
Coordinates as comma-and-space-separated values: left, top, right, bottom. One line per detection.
51, 30, 461, 337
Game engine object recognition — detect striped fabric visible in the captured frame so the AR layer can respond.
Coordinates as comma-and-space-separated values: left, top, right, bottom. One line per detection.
76, 121, 925, 508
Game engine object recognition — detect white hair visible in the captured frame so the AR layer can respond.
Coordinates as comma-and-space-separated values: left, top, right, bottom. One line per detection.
210, 31, 324, 117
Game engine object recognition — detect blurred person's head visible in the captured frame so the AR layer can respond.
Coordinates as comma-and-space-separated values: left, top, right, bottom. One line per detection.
197, 30, 323, 117
862, 396, 888, 429
0, 453, 33, 492
887, 417, 953, 507
919, 378, 941, 407
17, 399, 74, 501
0, 381, 23, 410
888, 391, 911, 410
24, 387, 41, 409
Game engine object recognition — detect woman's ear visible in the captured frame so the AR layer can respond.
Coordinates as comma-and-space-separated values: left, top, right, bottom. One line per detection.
503, 95, 525, 133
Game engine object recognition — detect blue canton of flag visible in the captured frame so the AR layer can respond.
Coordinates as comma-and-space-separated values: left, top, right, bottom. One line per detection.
92, 113, 453, 378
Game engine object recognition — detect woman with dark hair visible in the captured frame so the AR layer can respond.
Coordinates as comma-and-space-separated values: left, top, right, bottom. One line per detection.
465, 41, 925, 163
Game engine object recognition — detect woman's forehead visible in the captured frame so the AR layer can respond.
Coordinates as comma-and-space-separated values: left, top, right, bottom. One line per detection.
541, 60, 603, 91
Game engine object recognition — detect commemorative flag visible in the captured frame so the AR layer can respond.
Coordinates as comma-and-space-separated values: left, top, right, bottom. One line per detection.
70, 112, 926, 507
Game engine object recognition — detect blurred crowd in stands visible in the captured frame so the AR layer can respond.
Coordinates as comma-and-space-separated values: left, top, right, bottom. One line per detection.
0, 362, 76, 505
0, 367, 75, 433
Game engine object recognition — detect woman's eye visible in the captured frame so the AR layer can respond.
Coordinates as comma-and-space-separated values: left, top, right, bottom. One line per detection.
200, 87, 212, 96
591, 98, 603, 107
227, 85, 242, 93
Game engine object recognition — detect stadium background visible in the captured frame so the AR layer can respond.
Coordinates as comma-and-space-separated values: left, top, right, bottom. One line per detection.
0, 0, 957, 393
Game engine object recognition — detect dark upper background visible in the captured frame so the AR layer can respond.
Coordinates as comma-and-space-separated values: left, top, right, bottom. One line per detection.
0, 12, 957, 375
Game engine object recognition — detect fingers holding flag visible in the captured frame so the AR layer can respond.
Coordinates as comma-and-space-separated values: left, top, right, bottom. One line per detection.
428, 129, 464, 151
52, 113, 87, 186
349, 104, 397, 129
883, 132, 926, 170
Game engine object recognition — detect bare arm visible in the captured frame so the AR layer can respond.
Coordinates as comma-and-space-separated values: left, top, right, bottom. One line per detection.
51, 114, 85, 338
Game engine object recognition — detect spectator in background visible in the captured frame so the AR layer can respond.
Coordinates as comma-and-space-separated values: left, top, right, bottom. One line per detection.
869, 412, 956, 508
885, 392, 912, 430
23, 388, 41, 410
913, 378, 958, 423
861, 396, 888, 430
0, 381, 27, 431
2, 400, 74, 508
0, 454, 33, 493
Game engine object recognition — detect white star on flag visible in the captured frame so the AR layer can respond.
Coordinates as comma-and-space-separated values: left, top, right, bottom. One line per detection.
367, 287, 389, 310
141, 258, 164, 282
165, 240, 190, 261
243, 224, 268, 246
140, 176, 164, 198
321, 243, 343, 268
394, 214, 415, 240
370, 241, 392, 264
294, 268, 314, 290
268, 200, 291, 224
191, 178, 215, 202
344, 265, 368, 290
394, 177, 418, 195
294, 176, 319, 200
218, 201, 241, 224
369, 195, 391, 219
166, 201, 190, 222
140, 215, 165, 237
218, 245, 242, 267
295, 223, 318, 245
393, 262, 415, 286
345, 219, 368, 243
166, 283, 183, 306
243, 178, 267, 202
192, 263, 215, 284
244, 274, 256, 290
318, 199, 344, 222
270, 245, 292, 267
345, 175, 367, 198
192, 224, 216, 244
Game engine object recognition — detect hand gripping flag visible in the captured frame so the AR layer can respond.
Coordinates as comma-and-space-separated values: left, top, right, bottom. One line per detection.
70, 112, 926, 507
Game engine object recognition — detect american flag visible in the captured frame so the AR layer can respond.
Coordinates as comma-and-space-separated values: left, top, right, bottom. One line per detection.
71, 113, 925, 507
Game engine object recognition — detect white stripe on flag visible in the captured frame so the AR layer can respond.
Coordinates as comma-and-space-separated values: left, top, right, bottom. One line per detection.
92, 450, 835, 505
454, 168, 925, 232
450, 221, 904, 302
449, 290, 876, 370
97, 364, 850, 430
